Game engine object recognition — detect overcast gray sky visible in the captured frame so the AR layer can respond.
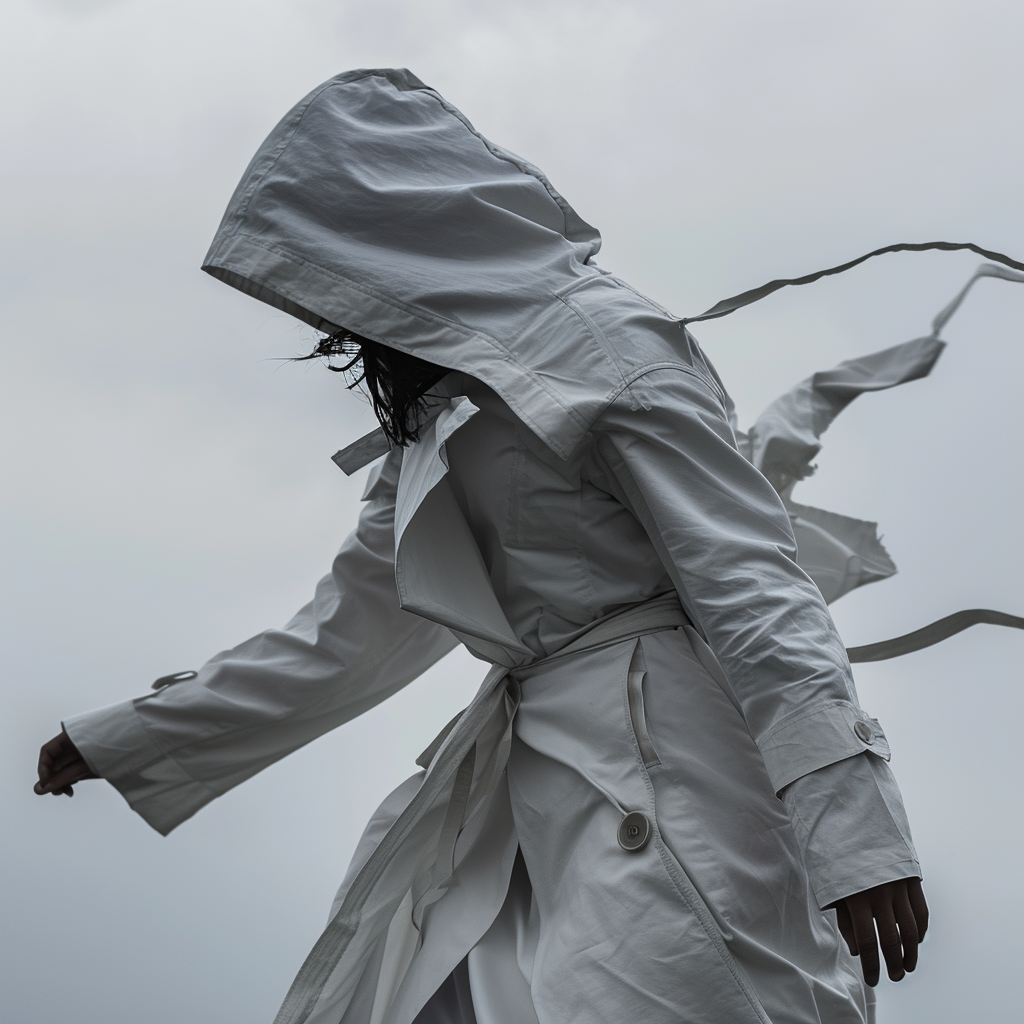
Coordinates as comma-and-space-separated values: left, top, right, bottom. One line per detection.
2, 2, 1022, 1022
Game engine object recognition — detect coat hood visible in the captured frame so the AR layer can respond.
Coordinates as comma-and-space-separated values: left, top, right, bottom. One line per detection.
202, 68, 647, 458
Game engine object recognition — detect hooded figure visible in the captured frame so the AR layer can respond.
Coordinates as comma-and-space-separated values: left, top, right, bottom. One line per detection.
53, 69, 926, 1024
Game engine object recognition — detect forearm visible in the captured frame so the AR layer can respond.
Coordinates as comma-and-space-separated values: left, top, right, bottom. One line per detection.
63, 611, 454, 834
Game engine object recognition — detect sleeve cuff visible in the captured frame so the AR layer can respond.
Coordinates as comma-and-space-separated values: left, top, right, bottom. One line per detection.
781, 751, 920, 909
758, 698, 890, 793
64, 701, 217, 836
815, 860, 922, 911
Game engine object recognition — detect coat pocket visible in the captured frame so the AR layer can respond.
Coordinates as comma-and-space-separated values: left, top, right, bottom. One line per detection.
626, 639, 662, 769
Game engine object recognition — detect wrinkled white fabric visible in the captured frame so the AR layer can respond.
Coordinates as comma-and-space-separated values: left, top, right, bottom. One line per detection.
736, 335, 943, 604
63, 67, 921, 1024
201, 67, 611, 459
65, 370, 917, 1024
502, 631, 867, 1024
783, 754, 920, 911
443, 374, 918, 905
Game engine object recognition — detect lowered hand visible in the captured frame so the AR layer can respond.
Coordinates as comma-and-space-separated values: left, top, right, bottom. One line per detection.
836, 877, 929, 986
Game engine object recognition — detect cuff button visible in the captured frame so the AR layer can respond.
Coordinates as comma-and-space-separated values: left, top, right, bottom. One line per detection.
854, 720, 875, 744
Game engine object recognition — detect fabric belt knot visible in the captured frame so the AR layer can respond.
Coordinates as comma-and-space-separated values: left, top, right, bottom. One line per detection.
416, 591, 690, 770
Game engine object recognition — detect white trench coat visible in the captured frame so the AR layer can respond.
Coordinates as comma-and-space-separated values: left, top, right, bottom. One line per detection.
65, 69, 920, 1024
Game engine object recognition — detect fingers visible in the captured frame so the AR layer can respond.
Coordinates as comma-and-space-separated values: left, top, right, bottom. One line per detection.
892, 883, 920, 973
38, 731, 80, 779
36, 729, 96, 799
34, 758, 80, 793
34, 757, 96, 795
37, 731, 70, 780
847, 895, 881, 987
36, 730, 94, 797
907, 877, 929, 942
834, 901, 858, 956
841, 879, 930, 987
874, 900, 906, 982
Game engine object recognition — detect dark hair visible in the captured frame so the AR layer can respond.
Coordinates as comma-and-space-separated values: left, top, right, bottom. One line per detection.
296, 329, 448, 446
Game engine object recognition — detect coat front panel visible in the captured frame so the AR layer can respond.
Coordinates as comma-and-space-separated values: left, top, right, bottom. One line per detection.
352, 372, 886, 1023
503, 631, 868, 1024
439, 375, 673, 658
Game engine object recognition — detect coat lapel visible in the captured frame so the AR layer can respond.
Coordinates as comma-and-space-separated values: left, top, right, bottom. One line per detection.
394, 397, 530, 665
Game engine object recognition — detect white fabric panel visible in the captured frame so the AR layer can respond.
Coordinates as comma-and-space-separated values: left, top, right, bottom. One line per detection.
738, 335, 943, 603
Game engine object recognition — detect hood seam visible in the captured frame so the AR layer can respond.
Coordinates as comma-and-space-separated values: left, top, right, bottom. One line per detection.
205, 236, 594, 453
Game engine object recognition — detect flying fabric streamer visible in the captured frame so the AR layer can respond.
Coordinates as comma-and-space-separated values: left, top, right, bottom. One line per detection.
680, 241, 1024, 325
695, 246, 1024, 660
846, 609, 1024, 663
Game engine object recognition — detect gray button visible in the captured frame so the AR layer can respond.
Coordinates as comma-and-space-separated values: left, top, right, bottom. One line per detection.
617, 811, 651, 852
854, 720, 875, 744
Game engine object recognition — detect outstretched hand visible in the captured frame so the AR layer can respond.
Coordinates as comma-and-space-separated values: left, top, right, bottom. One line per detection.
835, 877, 929, 986
35, 729, 98, 797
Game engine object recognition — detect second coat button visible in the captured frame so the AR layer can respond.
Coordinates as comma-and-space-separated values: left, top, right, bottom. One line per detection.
617, 811, 652, 852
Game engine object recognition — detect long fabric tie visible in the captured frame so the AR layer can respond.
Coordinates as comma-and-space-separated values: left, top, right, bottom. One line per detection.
679, 241, 1024, 325
680, 240, 1024, 660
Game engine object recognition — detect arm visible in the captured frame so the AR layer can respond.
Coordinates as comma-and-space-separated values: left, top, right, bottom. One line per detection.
38, 451, 457, 835
591, 366, 926, 983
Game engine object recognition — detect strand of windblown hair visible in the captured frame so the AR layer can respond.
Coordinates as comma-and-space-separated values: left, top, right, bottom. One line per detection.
680, 241, 1024, 325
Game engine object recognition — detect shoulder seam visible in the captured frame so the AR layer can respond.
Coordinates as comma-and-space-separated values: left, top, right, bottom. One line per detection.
611, 362, 727, 407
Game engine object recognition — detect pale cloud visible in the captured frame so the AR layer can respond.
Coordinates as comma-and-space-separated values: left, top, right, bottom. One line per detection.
2, 2, 1022, 1022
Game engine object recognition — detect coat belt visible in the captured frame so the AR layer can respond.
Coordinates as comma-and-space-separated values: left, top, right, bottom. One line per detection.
416, 591, 690, 769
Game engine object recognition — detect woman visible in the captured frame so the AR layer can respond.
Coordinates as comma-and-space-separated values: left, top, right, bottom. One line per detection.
35, 68, 926, 1024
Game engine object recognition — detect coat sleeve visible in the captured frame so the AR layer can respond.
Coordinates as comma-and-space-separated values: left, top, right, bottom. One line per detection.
591, 365, 920, 905
62, 451, 458, 836
781, 753, 920, 908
